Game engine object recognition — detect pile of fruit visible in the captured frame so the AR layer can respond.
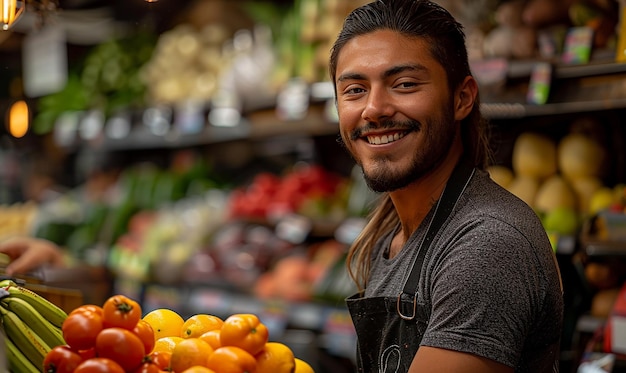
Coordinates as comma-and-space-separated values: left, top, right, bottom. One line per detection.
0, 279, 69, 373
22, 291, 315, 373
488, 126, 609, 237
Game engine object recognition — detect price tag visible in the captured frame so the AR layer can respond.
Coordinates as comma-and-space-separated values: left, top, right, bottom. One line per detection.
290, 303, 325, 330
274, 214, 312, 244
276, 78, 309, 121
188, 288, 232, 316
527, 62, 552, 105
334, 217, 367, 245
562, 27, 594, 65
22, 24, 68, 97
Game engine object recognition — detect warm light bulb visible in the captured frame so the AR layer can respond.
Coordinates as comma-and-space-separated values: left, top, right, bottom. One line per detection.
8, 100, 29, 138
1, 0, 24, 31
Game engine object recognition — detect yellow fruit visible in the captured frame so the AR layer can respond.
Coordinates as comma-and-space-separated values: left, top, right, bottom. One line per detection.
199, 329, 222, 350
487, 165, 514, 189
143, 308, 186, 340
255, 342, 295, 373
181, 314, 224, 339
181, 366, 217, 373
170, 338, 214, 373
589, 187, 615, 215
558, 133, 606, 180
534, 175, 577, 214
294, 358, 315, 373
506, 175, 540, 208
153, 336, 184, 354
512, 132, 557, 180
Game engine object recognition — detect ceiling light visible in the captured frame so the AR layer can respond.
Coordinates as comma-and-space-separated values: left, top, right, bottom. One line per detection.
1, 0, 25, 31
8, 100, 29, 138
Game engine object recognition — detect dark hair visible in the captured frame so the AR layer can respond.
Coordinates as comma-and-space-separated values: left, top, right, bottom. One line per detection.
329, 0, 490, 170
330, 0, 469, 95
331, 0, 493, 291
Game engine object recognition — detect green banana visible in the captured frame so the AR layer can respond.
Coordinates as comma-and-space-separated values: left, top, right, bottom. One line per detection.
0, 303, 51, 369
1, 296, 65, 348
5, 333, 40, 373
0, 280, 68, 328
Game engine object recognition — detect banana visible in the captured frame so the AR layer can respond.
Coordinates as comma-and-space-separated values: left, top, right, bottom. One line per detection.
0, 280, 67, 328
0, 304, 51, 369
5, 333, 40, 373
1, 296, 65, 348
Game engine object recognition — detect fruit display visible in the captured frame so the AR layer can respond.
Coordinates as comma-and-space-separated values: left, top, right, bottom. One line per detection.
140, 23, 231, 105
226, 164, 349, 223
34, 32, 157, 135
38, 293, 316, 373
487, 120, 611, 239
0, 279, 69, 373
0, 202, 38, 241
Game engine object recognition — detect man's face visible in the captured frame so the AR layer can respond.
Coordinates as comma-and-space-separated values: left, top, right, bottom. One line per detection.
334, 30, 458, 192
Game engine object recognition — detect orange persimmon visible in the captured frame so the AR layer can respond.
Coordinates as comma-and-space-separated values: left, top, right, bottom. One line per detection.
206, 346, 257, 373
220, 314, 269, 355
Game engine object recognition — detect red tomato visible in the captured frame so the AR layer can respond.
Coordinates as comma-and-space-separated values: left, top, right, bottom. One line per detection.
147, 351, 171, 371
62, 311, 104, 351
70, 305, 103, 317
95, 327, 146, 372
102, 295, 142, 330
43, 345, 83, 373
78, 348, 97, 361
132, 362, 162, 373
133, 319, 156, 354
74, 358, 125, 373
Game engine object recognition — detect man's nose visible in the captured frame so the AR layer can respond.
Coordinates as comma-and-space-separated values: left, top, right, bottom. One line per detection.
361, 87, 394, 123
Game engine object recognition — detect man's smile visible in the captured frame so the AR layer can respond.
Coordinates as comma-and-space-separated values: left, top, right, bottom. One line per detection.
366, 131, 407, 145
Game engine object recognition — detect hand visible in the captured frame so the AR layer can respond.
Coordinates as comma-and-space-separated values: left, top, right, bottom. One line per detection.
0, 236, 65, 276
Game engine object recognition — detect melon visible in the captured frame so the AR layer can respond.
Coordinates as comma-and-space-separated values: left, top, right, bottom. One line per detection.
512, 132, 557, 180
534, 174, 577, 213
570, 176, 603, 215
506, 175, 540, 207
487, 165, 514, 188
558, 133, 606, 180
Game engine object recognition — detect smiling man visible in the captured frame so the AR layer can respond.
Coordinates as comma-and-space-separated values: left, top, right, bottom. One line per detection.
328, 1, 564, 372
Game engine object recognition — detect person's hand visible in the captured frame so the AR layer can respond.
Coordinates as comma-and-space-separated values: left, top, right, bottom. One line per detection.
0, 236, 65, 276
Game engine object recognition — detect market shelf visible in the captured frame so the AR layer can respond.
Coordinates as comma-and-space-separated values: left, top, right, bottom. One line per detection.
481, 98, 626, 119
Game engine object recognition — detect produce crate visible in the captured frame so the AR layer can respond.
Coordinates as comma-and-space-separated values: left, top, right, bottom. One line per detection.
0, 265, 113, 314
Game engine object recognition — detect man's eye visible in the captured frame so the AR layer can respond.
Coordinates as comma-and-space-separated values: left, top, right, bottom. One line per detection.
396, 81, 417, 89
345, 87, 366, 95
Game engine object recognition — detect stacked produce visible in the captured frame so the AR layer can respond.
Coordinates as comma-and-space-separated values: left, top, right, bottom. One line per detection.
0, 202, 38, 241
37, 293, 315, 373
227, 164, 349, 222
0, 279, 69, 373
487, 125, 609, 237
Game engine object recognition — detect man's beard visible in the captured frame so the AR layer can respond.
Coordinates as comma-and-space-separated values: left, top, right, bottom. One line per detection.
344, 110, 456, 193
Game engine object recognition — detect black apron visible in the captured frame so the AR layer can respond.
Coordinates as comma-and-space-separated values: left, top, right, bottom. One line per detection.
346, 160, 475, 373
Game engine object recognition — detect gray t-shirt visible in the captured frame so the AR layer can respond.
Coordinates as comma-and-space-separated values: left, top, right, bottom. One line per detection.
365, 169, 563, 371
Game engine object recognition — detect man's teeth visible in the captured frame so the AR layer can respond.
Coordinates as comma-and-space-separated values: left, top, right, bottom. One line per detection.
367, 132, 405, 145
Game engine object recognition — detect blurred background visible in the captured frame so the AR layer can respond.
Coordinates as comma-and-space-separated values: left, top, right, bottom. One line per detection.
1, 0, 626, 371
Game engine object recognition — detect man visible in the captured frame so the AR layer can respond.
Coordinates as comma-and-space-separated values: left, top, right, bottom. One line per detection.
329, 0, 563, 372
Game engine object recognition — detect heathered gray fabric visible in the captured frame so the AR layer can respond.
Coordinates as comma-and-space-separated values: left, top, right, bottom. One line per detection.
365, 168, 563, 371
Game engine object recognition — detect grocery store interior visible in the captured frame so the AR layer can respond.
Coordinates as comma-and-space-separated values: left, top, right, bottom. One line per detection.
1, 0, 626, 371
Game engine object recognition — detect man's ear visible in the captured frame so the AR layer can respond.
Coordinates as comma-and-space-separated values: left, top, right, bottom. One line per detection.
454, 76, 478, 121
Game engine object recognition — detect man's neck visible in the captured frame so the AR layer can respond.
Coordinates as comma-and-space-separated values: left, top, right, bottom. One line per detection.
390, 145, 464, 244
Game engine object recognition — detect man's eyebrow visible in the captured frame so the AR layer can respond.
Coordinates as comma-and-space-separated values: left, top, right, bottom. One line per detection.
337, 72, 366, 82
383, 64, 427, 79
337, 64, 427, 83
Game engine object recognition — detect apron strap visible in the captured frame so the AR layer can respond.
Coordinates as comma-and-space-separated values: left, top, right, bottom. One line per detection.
397, 159, 475, 320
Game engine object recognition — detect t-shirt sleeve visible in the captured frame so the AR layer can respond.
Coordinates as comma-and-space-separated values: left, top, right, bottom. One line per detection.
419, 217, 547, 368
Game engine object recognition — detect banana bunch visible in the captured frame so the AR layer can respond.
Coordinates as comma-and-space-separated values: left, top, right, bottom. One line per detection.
0, 279, 68, 373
